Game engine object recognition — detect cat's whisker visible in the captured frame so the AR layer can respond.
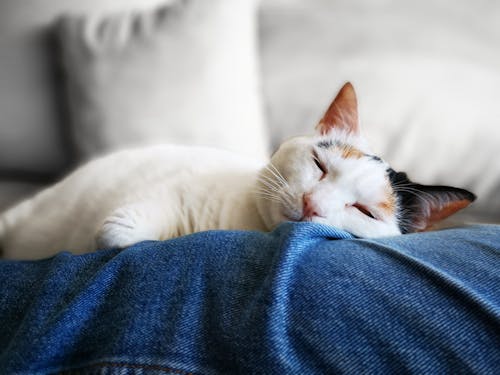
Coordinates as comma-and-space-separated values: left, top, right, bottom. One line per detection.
252, 190, 283, 203
263, 165, 281, 182
393, 187, 437, 202
391, 182, 437, 199
260, 178, 283, 193
273, 184, 296, 207
253, 186, 282, 200
282, 195, 296, 209
256, 196, 282, 204
395, 208, 422, 230
258, 172, 284, 191
256, 184, 281, 199
256, 176, 282, 192
280, 190, 295, 205
262, 172, 287, 194
254, 194, 285, 205
391, 181, 433, 194
253, 185, 278, 196
282, 189, 296, 204
393, 184, 429, 193
267, 163, 288, 188
253, 182, 297, 209
257, 179, 296, 208
258, 165, 294, 209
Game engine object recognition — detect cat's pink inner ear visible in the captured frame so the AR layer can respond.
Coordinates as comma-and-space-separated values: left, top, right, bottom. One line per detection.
316, 82, 359, 135
423, 199, 472, 230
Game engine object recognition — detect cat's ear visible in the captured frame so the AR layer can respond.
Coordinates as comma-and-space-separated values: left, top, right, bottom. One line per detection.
316, 82, 359, 135
396, 182, 476, 233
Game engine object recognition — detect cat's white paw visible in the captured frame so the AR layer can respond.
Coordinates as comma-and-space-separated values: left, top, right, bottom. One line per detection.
96, 205, 159, 249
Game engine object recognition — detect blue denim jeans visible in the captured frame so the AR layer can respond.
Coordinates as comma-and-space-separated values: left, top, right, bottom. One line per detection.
1, 222, 499, 374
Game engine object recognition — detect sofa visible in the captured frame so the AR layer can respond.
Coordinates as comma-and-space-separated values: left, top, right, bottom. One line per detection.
0, 0, 499, 224
1, 2, 500, 373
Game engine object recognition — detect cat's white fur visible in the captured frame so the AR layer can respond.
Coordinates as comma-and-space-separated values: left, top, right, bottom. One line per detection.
0, 127, 401, 260
0, 145, 266, 259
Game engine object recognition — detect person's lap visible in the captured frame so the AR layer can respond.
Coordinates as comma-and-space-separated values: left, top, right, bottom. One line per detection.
1, 222, 499, 374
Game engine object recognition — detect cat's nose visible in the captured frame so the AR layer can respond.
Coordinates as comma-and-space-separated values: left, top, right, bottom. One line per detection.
302, 193, 320, 219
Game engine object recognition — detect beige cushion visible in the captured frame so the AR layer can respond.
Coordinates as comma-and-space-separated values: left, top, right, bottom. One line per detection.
260, 0, 500, 222
57, 0, 268, 162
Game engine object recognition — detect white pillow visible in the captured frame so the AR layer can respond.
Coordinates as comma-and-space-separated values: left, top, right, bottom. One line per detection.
57, 0, 268, 162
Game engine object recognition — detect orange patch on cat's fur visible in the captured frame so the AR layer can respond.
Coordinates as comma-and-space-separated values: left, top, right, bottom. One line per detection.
378, 187, 397, 215
378, 199, 395, 215
338, 144, 363, 159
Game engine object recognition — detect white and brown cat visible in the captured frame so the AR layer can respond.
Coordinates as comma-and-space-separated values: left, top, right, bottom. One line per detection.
0, 83, 475, 259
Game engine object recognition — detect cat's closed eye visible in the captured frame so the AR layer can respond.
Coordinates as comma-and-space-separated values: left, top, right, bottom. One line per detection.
312, 152, 327, 180
349, 202, 377, 220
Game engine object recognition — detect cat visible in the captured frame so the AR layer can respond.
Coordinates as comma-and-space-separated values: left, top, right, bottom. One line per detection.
0, 82, 475, 259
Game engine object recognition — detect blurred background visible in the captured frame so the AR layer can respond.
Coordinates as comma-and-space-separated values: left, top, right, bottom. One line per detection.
0, 0, 499, 222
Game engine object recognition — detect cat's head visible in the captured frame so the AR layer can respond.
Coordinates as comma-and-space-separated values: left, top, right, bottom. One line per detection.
256, 82, 476, 237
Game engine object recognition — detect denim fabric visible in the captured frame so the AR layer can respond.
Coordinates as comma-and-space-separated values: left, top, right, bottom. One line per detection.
0, 222, 499, 374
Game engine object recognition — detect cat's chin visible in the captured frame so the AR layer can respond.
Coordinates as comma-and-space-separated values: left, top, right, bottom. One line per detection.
301, 216, 325, 222
282, 212, 326, 224
300, 216, 330, 227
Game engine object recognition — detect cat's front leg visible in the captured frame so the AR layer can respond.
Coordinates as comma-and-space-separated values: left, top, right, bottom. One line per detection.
96, 202, 166, 249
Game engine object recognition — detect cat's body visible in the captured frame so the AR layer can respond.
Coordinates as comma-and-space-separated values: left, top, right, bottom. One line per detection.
0, 145, 266, 259
0, 83, 475, 259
